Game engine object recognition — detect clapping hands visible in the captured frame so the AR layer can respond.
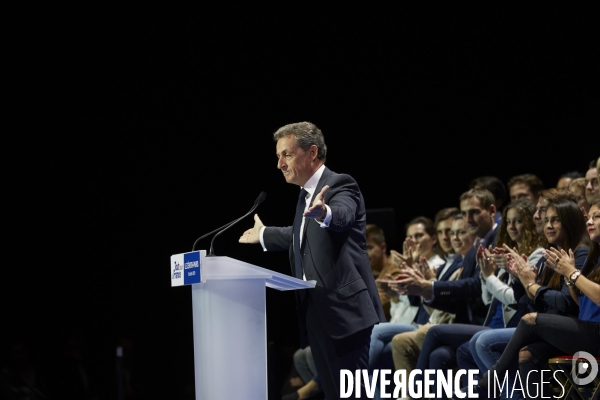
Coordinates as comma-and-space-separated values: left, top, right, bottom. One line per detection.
376, 271, 404, 299
415, 256, 435, 281
390, 249, 411, 270
543, 247, 577, 278
402, 237, 417, 268
503, 244, 538, 285
477, 244, 497, 279
388, 267, 426, 296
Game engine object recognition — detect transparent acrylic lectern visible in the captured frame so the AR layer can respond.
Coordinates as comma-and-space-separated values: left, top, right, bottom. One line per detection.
171, 250, 315, 400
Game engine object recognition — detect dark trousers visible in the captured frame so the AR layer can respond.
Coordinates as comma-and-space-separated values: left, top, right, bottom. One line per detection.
415, 323, 489, 400
483, 314, 600, 397
306, 294, 373, 400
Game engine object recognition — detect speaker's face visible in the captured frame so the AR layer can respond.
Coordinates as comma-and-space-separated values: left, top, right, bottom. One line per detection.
276, 135, 317, 187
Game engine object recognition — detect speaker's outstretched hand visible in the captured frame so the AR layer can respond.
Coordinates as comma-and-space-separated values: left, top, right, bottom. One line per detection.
239, 214, 264, 244
304, 185, 330, 221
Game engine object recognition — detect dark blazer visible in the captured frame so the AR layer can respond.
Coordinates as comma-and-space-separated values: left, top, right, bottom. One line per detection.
531, 246, 588, 317
263, 167, 386, 346
437, 254, 464, 281
413, 254, 465, 324
428, 224, 499, 325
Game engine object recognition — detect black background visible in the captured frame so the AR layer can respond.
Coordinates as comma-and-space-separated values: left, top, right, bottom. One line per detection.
5, 2, 599, 398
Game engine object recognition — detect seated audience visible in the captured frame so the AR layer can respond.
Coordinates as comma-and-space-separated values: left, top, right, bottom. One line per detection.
388, 213, 473, 380
413, 198, 546, 399
476, 200, 600, 398
368, 214, 454, 374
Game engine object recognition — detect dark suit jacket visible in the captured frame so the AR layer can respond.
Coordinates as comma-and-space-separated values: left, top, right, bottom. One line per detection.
531, 246, 588, 317
428, 224, 499, 325
413, 254, 465, 324
263, 167, 386, 347
437, 254, 464, 281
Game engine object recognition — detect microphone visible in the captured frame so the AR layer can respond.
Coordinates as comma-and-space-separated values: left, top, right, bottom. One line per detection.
191, 191, 266, 255
207, 191, 267, 257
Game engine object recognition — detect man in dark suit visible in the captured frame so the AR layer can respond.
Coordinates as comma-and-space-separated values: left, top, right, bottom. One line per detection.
396, 188, 499, 326
428, 187, 499, 325
239, 122, 385, 400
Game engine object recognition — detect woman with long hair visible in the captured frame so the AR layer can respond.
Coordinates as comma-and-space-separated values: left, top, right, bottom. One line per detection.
413, 199, 546, 400
510, 198, 589, 317
476, 200, 598, 398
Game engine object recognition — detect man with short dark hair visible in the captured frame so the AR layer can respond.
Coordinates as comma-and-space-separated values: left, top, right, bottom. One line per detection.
469, 176, 507, 214
395, 188, 498, 325
239, 121, 385, 400
427, 188, 498, 325
507, 173, 544, 203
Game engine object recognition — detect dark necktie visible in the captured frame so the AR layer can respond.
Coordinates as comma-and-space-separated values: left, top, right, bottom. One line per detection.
293, 189, 308, 278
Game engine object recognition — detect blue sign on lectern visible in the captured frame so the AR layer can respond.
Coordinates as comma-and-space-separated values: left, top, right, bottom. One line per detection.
171, 250, 203, 286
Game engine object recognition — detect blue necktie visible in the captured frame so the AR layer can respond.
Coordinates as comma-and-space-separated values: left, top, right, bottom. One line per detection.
293, 189, 308, 278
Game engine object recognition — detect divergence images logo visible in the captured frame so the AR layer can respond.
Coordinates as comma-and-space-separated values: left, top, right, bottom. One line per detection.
173, 261, 183, 279
572, 351, 598, 386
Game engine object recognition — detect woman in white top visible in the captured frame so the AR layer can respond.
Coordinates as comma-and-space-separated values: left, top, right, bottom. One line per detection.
479, 197, 548, 325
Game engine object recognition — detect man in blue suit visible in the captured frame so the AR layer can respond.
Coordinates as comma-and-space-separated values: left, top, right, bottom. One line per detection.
239, 122, 385, 400
396, 188, 498, 326
427, 187, 499, 325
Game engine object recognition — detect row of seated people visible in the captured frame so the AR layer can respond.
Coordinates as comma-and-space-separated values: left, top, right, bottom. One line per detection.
372, 190, 599, 400
282, 161, 600, 400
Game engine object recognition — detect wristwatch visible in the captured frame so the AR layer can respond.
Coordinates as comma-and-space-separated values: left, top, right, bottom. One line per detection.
567, 270, 582, 286
564, 276, 574, 287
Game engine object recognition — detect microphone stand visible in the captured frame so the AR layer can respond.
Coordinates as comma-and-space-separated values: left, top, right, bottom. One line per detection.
206, 201, 261, 256
191, 191, 266, 254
